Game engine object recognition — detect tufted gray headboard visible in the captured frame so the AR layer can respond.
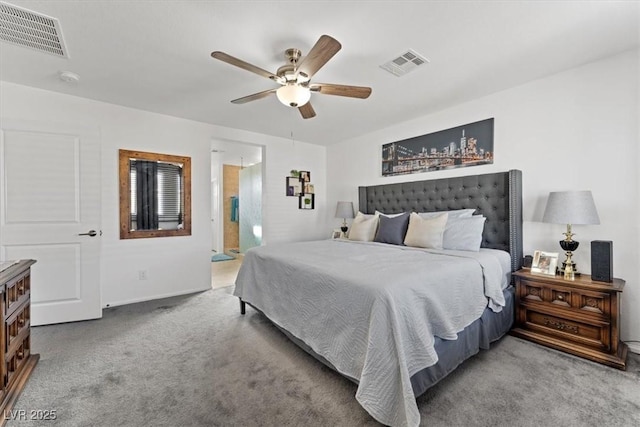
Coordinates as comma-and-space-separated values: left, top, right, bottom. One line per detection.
358, 169, 523, 272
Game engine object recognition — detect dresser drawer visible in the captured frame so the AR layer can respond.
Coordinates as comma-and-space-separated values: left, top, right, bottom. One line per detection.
5, 335, 31, 388
5, 271, 30, 317
519, 279, 610, 320
521, 307, 610, 351
6, 301, 30, 354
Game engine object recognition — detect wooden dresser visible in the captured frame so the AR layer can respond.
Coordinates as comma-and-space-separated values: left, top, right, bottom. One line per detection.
511, 269, 627, 370
0, 260, 39, 423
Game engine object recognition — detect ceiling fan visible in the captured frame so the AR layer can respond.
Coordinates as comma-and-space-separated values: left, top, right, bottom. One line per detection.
211, 35, 372, 119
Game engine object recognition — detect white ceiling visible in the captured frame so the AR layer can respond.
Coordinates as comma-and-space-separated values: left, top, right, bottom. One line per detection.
1, 1, 638, 146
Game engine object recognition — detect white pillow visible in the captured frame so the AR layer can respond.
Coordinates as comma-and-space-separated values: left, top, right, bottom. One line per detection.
403, 212, 448, 249
443, 215, 486, 251
348, 212, 379, 242
355, 211, 376, 220
418, 208, 475, 220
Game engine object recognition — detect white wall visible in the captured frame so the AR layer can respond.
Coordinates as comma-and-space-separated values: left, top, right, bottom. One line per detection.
326, 49, 640, 349
0, 81, 326, 307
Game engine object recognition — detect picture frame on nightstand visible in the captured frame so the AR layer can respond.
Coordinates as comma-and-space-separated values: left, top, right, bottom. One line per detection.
331, 229, 345, 239
530, 250, 558, 276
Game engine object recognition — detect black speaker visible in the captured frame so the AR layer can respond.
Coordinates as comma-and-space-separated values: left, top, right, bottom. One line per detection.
591, 240, 613, 283
523, 255, 533, 268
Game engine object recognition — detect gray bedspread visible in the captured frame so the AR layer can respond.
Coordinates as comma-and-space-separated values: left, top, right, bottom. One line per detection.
234, 239, 508, 427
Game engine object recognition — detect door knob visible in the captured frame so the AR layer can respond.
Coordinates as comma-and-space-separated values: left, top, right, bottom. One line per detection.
78, 230, 97, 237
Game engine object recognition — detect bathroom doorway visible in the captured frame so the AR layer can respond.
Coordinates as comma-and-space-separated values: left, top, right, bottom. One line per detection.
210, 140, 263, 288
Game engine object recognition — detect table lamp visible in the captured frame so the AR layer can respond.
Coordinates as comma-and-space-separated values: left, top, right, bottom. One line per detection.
542, 190, 600, 279
335, 201, 354, 234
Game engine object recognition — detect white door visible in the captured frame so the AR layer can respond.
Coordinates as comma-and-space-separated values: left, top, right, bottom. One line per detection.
0, 120, 102, 325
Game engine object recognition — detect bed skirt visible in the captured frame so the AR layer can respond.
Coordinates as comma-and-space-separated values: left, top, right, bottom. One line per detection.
249, 286, 515, 397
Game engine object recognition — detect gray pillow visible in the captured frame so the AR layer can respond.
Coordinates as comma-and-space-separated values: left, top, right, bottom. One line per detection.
374, 210, 405, 218
442, 215, 486, 251
374, 212, 410, 245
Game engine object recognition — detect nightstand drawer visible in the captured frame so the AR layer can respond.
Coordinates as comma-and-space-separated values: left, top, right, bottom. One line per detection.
512, 270, 626, 370
522, 308, 610, 351
519, 278, 610, 320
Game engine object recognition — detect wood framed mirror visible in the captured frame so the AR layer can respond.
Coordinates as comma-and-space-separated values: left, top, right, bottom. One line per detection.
119, 149, 191, 239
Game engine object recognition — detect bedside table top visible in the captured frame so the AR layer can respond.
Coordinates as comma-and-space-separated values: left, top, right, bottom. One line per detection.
513, 269, 625, 292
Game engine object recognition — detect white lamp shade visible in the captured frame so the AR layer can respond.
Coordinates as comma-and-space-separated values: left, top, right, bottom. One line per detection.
276, 84, 311, 107
542, 191, 600, 225
335, 201, 354, 219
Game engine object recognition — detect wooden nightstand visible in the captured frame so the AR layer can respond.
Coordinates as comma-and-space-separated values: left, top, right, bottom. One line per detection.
511, 269, 627, 370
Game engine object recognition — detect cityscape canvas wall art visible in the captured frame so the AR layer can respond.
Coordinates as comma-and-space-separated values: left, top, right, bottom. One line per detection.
381, 118, 494, 176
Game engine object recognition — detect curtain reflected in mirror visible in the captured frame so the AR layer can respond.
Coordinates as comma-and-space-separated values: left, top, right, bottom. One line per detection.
119, 150, 191, 239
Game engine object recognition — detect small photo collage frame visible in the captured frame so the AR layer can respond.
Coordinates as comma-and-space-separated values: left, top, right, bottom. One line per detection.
285, 170, 315, 210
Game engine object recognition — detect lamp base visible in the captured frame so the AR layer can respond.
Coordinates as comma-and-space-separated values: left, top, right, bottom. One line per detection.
559, 261, 581, 276
558, 239, 581, 276
559, 261, 581, 280
340, 226, 348, 234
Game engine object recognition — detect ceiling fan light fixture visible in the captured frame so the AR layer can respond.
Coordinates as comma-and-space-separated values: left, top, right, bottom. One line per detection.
276, 84, 310, 108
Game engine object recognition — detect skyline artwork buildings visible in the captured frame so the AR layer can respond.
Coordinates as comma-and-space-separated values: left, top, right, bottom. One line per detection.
381, 118, 494, 176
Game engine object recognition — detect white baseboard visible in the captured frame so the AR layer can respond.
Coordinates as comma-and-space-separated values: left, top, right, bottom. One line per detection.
103, 286, 211, 308
626, 341, 640, 355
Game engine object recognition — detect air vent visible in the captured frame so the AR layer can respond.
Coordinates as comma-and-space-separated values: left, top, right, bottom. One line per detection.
380, 49, 429, 77
0, 1, 68, 57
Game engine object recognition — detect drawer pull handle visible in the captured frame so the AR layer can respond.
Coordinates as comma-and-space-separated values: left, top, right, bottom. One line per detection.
18, 319, 24, 326
543, 317, 578, 334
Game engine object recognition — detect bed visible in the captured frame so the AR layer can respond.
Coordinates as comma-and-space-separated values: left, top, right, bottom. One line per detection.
234, 169, 523, 427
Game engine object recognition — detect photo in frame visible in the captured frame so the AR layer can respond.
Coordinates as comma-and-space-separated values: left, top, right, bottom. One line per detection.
299, 193, 315, 210
331, 229, 344, 239
300, 171, 311, 182
286, 176, 303, 196
304, 183, 314, 194
531, 250, 559, 276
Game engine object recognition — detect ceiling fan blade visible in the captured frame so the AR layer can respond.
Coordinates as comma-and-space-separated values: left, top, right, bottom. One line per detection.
298, 102, 316, 119
231, 89, 277, 104
296, 35, 342, 79
310, 83, 372, 99
211, 51, 283, 84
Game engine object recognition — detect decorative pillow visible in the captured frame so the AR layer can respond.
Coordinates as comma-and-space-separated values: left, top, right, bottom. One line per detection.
403, 212, 448, 249
355, 211, 376, 220
374, 212, 410, 245
374, 210, 405, 218
348, 212, 379, 242
418, 208, 475, 220
443, 215, 486, 251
